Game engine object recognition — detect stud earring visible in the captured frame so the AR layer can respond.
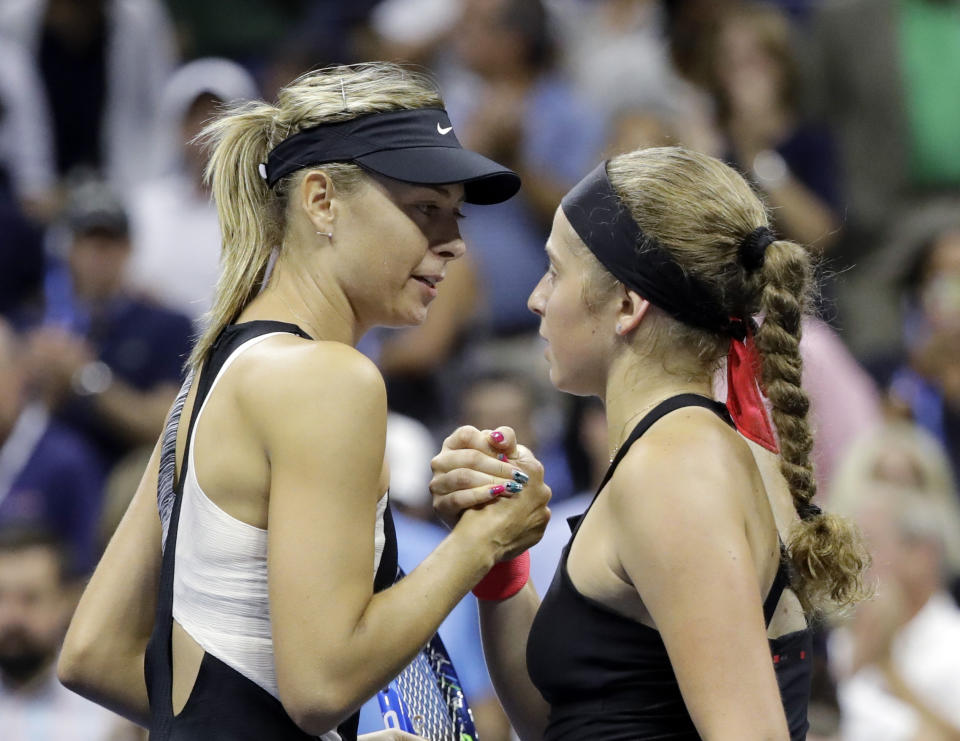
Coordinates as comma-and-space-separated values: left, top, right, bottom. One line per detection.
316, 231, 333, 240
615, 323, 623, 334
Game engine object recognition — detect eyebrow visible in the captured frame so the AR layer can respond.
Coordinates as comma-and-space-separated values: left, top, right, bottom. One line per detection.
419, 184, 465, 204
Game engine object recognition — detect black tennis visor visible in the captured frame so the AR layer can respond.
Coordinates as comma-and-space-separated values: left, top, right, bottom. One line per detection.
262, 107, 520, 205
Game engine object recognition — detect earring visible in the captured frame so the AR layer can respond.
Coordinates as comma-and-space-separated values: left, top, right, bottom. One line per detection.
316, 231, 333, 240
615, 323, 623, 334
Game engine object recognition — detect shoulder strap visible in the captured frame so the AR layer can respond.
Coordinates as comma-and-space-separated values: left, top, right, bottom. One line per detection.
762, 544, 791, 627
568, 394, 731, 537
594, 393, 732, 500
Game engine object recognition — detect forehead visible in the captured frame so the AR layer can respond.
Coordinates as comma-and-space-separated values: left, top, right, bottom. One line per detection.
546, 206, 588, 261
364, 174, 465, 204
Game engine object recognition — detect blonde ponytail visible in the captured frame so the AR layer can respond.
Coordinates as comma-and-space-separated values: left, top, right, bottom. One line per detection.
188, 102, 279, 370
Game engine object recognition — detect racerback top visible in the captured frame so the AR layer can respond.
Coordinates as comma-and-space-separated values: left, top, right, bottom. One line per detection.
145, 321, 398, 740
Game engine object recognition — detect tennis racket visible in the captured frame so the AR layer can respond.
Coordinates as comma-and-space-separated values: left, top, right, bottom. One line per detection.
377, 569, 479, 741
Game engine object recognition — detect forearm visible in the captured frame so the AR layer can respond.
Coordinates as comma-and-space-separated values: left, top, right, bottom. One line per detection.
280, 525, 497, 731
479, 582, 550, 741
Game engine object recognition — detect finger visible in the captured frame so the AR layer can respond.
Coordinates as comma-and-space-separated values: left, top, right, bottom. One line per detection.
440, 425, 483, 453
430, 447, 529, 480
432, 484, 518, 521
430, 468, 526, 501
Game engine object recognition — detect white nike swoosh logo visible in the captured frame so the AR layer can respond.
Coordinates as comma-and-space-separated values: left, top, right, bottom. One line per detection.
437, 123, 453, 135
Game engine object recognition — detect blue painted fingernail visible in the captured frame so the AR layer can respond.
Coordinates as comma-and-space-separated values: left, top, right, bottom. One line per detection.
497, 453, 509, 462
512, 469, 529, 484
505, 481, 524, 493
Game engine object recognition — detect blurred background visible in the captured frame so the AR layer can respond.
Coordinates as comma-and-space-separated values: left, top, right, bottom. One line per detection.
0, 1, 958, 739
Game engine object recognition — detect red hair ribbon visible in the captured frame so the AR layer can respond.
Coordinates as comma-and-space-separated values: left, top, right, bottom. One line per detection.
726, 323, 779, 453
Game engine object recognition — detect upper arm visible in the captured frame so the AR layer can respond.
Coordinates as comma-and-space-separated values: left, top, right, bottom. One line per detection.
609, 429, 788, 740
250, 344, 388, 705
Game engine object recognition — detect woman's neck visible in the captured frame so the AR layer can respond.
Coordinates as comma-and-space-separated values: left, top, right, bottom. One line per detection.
602, 355, 713, 462
239, 247, 358, 346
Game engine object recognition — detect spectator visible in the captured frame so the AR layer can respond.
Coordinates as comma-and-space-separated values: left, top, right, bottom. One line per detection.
829, 421, 960, 600
23, 180, 192, 469
881, 215, 960, 479
0, 319, 103, 575
707, 2, 841, 251
801, 0, 960, 356
441, 0, 606, 342
127, 58, 258, 321
830, 484, 960, 741
0, 525, 139, 739
0, 0, 176, 192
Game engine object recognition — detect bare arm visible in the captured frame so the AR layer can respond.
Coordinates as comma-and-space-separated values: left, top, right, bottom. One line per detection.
479, 584, 550, 740
610, 421, 790, 741
431, 427, 552, 739
253, 345, 550, 735
58, 437, 163, 726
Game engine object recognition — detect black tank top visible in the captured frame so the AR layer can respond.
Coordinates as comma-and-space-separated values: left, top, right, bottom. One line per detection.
144, 321, 399, 740
526, 394, 812, 740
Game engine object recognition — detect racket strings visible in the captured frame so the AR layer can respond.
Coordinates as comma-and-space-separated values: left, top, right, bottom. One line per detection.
394, 646, 473, 740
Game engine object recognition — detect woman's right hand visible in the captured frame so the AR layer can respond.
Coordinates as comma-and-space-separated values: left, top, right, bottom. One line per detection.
430, 425, 551, 561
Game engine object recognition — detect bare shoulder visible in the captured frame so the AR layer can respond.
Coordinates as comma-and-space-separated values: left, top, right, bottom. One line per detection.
607, 406, 756, 533
231, 337, 387, 439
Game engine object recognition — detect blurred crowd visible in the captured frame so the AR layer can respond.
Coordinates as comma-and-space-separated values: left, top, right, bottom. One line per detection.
0, 0, 959, 739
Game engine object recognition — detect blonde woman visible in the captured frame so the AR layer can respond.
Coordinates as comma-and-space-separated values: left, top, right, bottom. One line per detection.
431, 149, 871, 740
56, 63, 551, 740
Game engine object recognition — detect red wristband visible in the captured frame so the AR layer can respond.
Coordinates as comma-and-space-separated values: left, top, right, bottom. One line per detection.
472, 552, 530, 601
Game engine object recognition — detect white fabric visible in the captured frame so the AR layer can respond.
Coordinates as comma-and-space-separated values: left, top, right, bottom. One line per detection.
836, 592, 960, 741
0, 39, 54, 200
173, 333, 386, 739
0, 666, 134, 741
127, 174, 222, 320
0, 403, 48, 510
0, 0, 176, 192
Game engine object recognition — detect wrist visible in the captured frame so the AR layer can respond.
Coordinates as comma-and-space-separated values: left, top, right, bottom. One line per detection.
472, 552, 530, 601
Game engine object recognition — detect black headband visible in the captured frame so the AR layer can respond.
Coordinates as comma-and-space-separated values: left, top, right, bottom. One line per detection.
262, 107, 520, 205
561, 161, 758, 338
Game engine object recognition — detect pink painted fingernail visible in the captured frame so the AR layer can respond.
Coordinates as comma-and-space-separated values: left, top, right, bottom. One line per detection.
497, 453, 508, 462
490, 431, 505, 443
489, 484, 506, 496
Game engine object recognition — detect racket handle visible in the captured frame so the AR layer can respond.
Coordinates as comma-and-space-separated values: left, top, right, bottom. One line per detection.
377, 686, 416, 732
472, 551, 530, 600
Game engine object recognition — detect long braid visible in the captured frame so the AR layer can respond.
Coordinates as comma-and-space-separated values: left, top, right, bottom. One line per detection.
754, 240, 870, 613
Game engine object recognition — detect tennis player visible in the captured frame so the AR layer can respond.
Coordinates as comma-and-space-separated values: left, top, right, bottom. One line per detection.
431, 148, 871, 740
56, 63, 551, 740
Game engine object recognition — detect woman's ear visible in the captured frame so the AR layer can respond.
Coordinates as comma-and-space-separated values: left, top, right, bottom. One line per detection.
615, 287, 650, 336
299, 169, 335, 233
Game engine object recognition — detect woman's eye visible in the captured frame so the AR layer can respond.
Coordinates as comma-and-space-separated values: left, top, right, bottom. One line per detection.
416, 204, 439, 216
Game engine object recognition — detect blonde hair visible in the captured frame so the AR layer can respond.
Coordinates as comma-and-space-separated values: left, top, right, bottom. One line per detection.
187, 62, 444, 370
596, 147, 870, 613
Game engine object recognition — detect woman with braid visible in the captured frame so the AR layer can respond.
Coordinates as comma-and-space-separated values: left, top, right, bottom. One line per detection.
430, 147, 871, 740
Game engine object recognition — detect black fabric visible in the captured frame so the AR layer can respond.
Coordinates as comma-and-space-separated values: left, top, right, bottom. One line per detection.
264, 107, 520, 205
526, 394, 812, 740
560, 162, 749, 340
145, 321, 399, 740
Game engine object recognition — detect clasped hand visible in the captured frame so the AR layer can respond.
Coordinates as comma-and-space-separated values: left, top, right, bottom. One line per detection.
430, 425, 552, 560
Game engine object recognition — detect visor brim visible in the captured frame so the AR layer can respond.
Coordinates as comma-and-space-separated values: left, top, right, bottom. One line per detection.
355, 147, 521, 205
